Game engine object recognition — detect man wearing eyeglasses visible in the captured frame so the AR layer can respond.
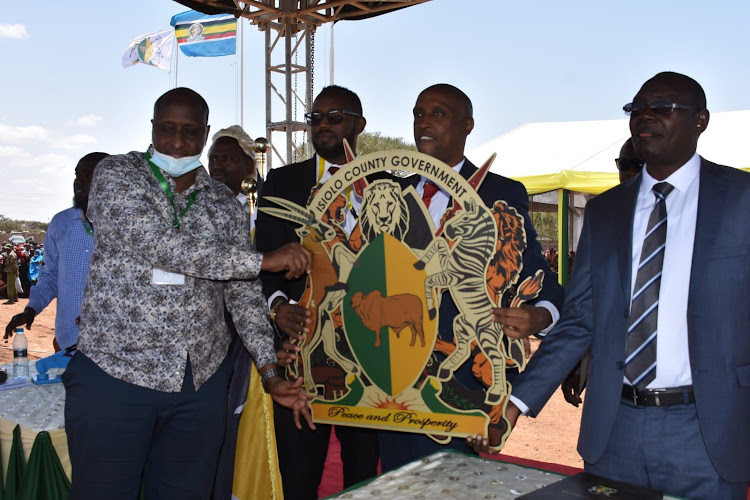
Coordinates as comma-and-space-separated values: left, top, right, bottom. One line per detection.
256, 85, 381, 500
377, 83, 564, 471
506, 72, 750, 499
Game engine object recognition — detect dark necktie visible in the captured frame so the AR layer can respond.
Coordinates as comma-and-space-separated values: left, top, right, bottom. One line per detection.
422, 181, 439, 208
328, 166, 339, 175
625, 182, 674, 389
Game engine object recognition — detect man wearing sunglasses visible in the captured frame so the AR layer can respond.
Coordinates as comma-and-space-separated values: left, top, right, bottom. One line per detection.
256, 85, 381, 500
507, 72, 750, 499
615, 138, 644, 184
378, 83, 564, 471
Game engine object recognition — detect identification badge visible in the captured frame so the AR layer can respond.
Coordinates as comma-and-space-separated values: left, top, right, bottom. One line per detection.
152, 268, 185, 285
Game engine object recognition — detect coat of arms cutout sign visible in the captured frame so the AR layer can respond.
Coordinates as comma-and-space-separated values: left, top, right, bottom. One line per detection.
260, 144, 544, 450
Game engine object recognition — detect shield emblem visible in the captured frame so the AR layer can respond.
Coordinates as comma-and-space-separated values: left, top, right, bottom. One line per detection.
342, 233, 438, 396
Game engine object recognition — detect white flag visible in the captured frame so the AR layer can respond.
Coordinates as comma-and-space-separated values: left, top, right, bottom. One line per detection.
122, 29, 174, 71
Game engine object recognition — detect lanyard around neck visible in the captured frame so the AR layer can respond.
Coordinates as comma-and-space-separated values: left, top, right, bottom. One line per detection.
80, 211, 94, 237
318, 155, 355, 216
144, 152, 200, 229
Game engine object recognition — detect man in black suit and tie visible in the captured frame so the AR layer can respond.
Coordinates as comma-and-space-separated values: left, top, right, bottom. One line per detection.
255, 85, 380, 500
505, 72, 750, 499
378, 83, 564, 471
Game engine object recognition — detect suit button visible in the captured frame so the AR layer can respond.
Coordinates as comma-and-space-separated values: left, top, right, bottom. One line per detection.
616, 361, 624, 370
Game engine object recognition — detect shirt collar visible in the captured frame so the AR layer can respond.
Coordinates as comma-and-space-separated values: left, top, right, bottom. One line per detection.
419, 157, 466, 195
639, 153, 700, 199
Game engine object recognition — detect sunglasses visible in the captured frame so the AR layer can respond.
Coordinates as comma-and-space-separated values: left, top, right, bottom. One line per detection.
623, 100, 699, 117
304, 110, 361, 126
615, 157, 645, 171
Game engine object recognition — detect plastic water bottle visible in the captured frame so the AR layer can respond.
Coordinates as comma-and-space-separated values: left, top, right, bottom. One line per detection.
12, 327, 29, 380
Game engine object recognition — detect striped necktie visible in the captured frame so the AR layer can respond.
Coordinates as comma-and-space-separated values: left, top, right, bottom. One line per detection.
625, 182, 674, 389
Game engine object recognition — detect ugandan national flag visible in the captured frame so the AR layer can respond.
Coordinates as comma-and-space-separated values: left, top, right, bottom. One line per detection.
170, 10, 237, 57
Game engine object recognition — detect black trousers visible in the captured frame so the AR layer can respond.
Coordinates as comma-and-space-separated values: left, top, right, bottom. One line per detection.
274, 401, 379, 500
64, 353, 231, 500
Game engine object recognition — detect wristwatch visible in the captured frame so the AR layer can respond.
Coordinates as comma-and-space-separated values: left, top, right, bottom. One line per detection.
261, 368, 281, 389
269, 299, 284, 323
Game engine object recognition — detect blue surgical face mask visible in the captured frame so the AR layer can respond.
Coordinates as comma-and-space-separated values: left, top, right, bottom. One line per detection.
150, 147, 203, 177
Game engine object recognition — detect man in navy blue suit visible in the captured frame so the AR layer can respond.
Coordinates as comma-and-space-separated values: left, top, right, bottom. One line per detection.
505, 72, 750, 499
378, 84, 564, 471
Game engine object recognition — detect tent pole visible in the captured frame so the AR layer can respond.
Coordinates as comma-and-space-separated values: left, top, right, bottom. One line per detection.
557, 188, 569, 286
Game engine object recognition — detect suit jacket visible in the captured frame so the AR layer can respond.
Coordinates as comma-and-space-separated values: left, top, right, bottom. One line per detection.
256, 156, 393, 304
378, 159, 565, 470
400, 159, 564, 389
512, 158, 750, 483
256, 156, 318, 302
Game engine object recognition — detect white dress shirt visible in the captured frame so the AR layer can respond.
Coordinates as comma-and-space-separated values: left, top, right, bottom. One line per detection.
628, 153, 700, 389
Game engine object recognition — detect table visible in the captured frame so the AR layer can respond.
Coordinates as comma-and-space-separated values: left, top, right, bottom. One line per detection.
0, 362, 70, 493
326, 450, 682, 499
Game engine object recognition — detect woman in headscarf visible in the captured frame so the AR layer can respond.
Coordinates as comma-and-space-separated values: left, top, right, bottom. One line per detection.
28, 248, 43, 285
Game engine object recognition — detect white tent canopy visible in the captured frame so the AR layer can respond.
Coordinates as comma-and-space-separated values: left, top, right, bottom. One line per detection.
467, 110, 750, 181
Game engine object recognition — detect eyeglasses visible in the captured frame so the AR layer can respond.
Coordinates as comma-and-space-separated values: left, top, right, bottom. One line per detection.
304, 110, 362, 126
615, 157, 645, 171
623, 100, 699, 117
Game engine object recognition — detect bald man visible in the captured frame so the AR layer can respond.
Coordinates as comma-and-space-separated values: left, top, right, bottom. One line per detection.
379, 84, 564, 470
63, 88, 313, 499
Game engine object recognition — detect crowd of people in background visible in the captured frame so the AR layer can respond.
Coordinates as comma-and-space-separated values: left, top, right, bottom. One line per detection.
1, 240, 43, 302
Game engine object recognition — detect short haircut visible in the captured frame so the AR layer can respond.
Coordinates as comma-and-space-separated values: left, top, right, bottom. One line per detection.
316, 85, 363, 115
648, 72, 707, 110
153, 87, 209, 123
421, 84, 473, 119
77, 152, 109, 172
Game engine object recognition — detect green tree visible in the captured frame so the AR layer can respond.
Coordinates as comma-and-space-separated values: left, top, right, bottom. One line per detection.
355, 131, 416, 156
294, 131, 416, 161
531, 211, 558, 243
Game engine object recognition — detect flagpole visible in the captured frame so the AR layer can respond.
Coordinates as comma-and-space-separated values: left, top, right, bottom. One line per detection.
239, 16, 244, 128
171, 32, 179, 89
329, 23, 334, 84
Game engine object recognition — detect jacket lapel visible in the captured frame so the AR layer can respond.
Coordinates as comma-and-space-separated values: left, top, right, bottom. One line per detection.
689, 159, 729, 305
614, 177, 640, 301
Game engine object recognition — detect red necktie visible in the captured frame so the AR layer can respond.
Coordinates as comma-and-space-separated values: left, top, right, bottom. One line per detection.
422, 181, 439, 208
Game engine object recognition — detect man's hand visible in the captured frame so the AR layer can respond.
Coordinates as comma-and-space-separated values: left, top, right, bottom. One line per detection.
466, 434, 500, 456
266, 375, 315, 430
4, 308, 35, 340
561, 364, 584, 407
261, 242, 312, 279
490, 305, 552, 339
466, 402, 524, 455
275, 303, 312, 338
276, 337, 303, 367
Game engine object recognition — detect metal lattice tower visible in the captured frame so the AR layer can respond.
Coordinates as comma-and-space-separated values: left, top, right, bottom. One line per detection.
175, 0, 431, 169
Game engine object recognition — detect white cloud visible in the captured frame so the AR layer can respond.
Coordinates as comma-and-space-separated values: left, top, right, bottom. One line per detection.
0, 123, 50, 142
69, 114, 103, 127
51, 134, 97, 150
0, 24, 30, 39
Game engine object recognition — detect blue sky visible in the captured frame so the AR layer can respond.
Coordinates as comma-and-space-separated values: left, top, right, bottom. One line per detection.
2, 0, 749, 221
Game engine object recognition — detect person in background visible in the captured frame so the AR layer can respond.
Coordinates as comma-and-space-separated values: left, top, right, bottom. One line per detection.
4, 152, 108, 351
615, 137, 645, 183
27, 248, 43, 286
207, 124, 279, 500
3, 243, 19, 304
